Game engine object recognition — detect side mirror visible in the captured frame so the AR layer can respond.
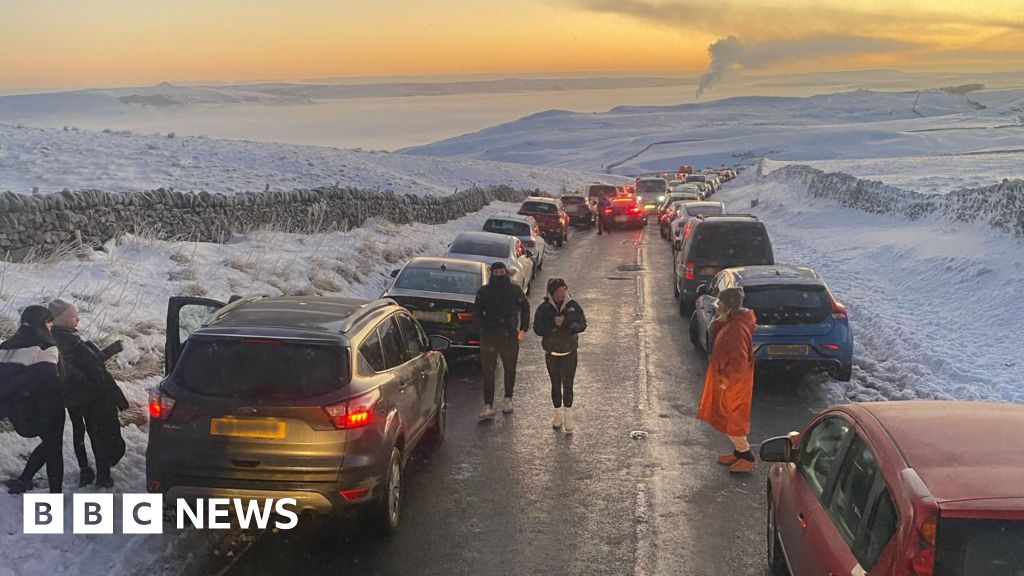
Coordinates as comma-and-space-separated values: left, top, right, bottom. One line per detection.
428, 335, 451, 352
696, 283, 709, 297
759, 435, 798, 463
390, 269, 400, 278
525, 249, 536, 259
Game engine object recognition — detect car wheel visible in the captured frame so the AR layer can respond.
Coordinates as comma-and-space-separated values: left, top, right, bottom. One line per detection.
767, 494, 790, 576
367, 446, 403, 536
555, 229, 565, 248
659, 225, 667, 239
688, 313, 701, 348
835, 365, 853, 382
426, 379, 447, 444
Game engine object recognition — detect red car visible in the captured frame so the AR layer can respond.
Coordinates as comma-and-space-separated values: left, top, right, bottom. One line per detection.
761, 401, 1024, 576
517, 197, 570, 247
601, 196, 646, 230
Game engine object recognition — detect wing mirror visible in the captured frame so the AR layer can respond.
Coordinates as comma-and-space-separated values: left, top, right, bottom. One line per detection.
525, 249, 536, 259
696, 283, 709, 297
759, 431, 801, 462
428, 335, 452, 352
390, 269, 400, 278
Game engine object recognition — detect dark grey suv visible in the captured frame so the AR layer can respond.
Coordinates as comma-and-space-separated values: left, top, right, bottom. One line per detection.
146, 295, 449, 534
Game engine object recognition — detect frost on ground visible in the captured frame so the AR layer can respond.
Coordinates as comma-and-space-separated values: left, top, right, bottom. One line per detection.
0, 202, 524, 576
721, 168, 1024, 406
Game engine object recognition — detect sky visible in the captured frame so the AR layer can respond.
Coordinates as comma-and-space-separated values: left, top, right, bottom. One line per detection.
2, 0, 1024, 90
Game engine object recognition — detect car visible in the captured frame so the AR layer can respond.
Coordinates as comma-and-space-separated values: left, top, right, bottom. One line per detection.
518, 197, 570, 247
148, 295, 451, 535
634, 177, 669, 218
669, 182, 705, 198
760, 400, 1024, 576
689, 265, 854, 381
482, 215, 546, 270
600, 196, 646, 230
673, 214, 774, 314
678, 164, 694, 175
561, 194, 595, 228
444, 231, 534, 293
670, 200, 726, 244
383, 257, 489, 354
584, 183, 619, 204
657, 198, 700, 239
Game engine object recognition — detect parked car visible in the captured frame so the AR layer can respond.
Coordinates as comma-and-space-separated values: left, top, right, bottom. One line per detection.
383, 257, 489, 354
444, 231, 534, 293
600, 196, 646, 230
689, 265, 853, 381
670, 201, 726, 244
148, 295, 450, 535
561, 194, 596, 228
677, 164, 694, 175
634, 177, 669, 218
761, 400, 1024, 576
657, 198, 701, 239
483, 215, 545, 270
584, 183, 618, 203
518, 197, 570, 247
673, 214, 774, 314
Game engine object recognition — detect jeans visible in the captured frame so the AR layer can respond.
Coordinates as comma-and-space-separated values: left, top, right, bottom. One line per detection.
66, 398, 125, 481
545, 352, 578, 408
480, 332, 519, 406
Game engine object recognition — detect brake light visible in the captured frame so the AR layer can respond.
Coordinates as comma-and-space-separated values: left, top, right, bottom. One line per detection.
909, 497, 940, 576
683, 222, 694, 238
629, 207, 641, 215
324, 389, 380, 430
339, 488, 370, 501
685, 262, 695, 281
827, 290, 848, 319
603, 208, 613, 214
148, 388, 176, 421
457, 311, 474, 322
823, 343, 841, 351
468, 339, 480, 345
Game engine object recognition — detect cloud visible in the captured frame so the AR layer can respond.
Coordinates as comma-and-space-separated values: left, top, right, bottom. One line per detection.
695, 35, 923, 97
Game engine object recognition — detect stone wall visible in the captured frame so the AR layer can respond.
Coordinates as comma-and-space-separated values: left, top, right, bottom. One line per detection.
0, 185, 535, 261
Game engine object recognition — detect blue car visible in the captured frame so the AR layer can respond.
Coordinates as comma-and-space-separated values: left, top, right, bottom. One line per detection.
689, 265, 853, 381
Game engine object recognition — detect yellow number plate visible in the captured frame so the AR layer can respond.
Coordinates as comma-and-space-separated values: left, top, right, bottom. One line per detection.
210, 417, 286, 439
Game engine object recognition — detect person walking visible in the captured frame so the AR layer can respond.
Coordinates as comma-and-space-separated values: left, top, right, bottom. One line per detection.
696, 287, 757, 473
48, 299, 128, 489
0, 306, 65, 494
596, 194, 611, 235
533, 278, 587, 433
473, 262, 530, 421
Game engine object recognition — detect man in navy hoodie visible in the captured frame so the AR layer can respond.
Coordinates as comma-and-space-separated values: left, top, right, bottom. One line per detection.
533, 278, 587, 433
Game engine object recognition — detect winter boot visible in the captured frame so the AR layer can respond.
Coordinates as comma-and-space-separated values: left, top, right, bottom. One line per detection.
551, 408, 563, 429
5, 477, 33, 495
478, 404, 496, 422
79, 466, 96, 487
717, 451, 741, 466
502, 397, 515, 414
563, 408, 575, 433
729, 452, 757, 474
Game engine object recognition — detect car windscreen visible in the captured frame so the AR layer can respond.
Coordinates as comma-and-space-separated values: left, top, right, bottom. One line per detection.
395, 267, 482, 295
449, 237, 508, 258
690, 224, 772, 264
686, 175, 707, 183
483, 219, 531, 236
936, 518, 1024, 576
174, 338, 349, 399
742, 284, 830, 325
684, 205, 724, 217
520, 201, 557, 214
636, 180, 667, 195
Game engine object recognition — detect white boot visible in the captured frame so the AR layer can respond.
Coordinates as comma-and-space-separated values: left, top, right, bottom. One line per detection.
563, 407, 575, 433
502, 397, 515, 414
551, 407, 564, 429
478, 404, 495, 421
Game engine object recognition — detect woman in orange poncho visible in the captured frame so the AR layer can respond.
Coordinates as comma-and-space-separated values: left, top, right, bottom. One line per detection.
697, 286, 757, 473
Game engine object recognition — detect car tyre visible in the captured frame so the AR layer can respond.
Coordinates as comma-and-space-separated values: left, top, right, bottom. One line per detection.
678, 295, 693, 317
367, 446, 403, 536
426, 380, 447, 445
835, 365, 853, 382
767, 494, 790, 576
688, 313, 701, 349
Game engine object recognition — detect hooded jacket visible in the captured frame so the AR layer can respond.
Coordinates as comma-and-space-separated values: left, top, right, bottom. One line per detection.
0, 329, 62, 438
52, 326, 128, 410
473, 276, 530, 336
533, 296, 587, 354
697, 308, 756, 437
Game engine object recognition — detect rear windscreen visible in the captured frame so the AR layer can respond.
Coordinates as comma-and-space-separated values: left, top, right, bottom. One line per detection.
561, 196, 586, 205
587, 185, 617, 197
174, 339, 349, 399
395, 267, 481, 295
936, 518, 1024, 576
743, 285, 830, 325
685, 205, 723, 217
520, 201, 556, 214
686, 175, 707, 183
636, 180, 667, 195
449, 237, 508, 258
691, 225, 772, 264
483, 219, 531, 236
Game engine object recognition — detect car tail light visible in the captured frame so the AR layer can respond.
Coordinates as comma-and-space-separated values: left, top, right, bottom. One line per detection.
457, 311, 474, 322
823, 343, 841, 351
629, 207, 642, 215
685, 262, 695, 281
339, 488, 370, 501
148, 388, 176, 421
603, 208, 613, 214
827, 290, 848, 319
324, 389, 380, 430
910, 507, 939, 576
468, 339, 480, 345
683, 222, 694, 238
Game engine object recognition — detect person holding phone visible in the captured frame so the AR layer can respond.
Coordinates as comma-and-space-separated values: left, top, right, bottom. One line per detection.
48, 299, 128, 488
533, 278, 587, 433
473, 262, 530, 421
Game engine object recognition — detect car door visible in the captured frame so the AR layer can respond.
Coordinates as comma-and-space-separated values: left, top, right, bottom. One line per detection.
378, 315, 421, 438
164, 296, 226, 375
395, 313, 435, 435
776, 414, 854, 576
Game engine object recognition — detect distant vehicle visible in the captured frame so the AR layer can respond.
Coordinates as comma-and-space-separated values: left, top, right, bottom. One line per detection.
678, 164, 694, 175
634, 177, 668, 218
383, 257, 489, 353
149, 295, 450, 536
483, 215, 546, 270
670, 200, 726, 244
673, 214, 774, 314
657, 194, 704, 238
584, 183, 619, 203
601, 196, 646, 230
518, 197, 570, 247
560, 194, 595, 228
685, 174, 708, 186
444, 231, 534, 293
761, 400, 1024, 576
689, 265, 853, 382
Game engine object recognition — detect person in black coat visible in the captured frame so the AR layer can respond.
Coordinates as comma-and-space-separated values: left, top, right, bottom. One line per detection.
0, 305, 65, 494
48, 299, 127, 489
473, 262, 530, 421
533, 278, 587, 433
596, 194, 612, 235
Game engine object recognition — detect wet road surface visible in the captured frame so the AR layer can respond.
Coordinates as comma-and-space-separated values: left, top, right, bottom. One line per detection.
225, 223, 829, 576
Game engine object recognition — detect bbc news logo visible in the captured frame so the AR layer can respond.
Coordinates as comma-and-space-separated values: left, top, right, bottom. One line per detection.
23, 494, 299, 534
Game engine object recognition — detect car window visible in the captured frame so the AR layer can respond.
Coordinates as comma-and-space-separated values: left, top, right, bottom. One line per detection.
636, 180, 667, 195
743, 285, 831, 325
936, 519, 1024, 576
856, 488, 898, 570
380, 316, 409, 369
395, 314, 426, 358
483, 219, 531, 237
691, 224, 772, 264
521, 201, 556, 214
394, 267, 482, 295
827, 436, 879, 544
449, 237, 508, 258
359, 328, 386, 373
797, 415, 852, 498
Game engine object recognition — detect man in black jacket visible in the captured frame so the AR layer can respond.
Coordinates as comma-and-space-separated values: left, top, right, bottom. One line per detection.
473, 262, 530, 421
533, 278, 587, 433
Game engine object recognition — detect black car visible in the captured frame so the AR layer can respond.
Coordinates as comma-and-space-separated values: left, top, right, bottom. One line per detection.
673, 215, 775, 314
561, 194, 595, 228
147, 295, 450, 535
382, 257, 489, 353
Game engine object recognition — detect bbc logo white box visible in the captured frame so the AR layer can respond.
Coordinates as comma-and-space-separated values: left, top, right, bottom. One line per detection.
122, 494, 164, 534
73, 494, 114, 534
23, 494, 64, 534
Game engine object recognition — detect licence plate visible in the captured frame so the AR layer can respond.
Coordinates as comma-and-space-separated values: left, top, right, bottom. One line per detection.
412, 310, 451, 323
765, 345, 810, 356
210, 417, 286, 439
615, 215, 628, 222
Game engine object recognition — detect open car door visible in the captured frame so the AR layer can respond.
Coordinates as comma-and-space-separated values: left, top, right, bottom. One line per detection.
164, 296, 225, 376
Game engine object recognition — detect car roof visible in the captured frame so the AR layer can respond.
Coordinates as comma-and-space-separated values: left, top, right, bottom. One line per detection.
452, 230, 513, 244
485, 215, 533, 224
856, 401, 1024, 504
206, 296, 373, 336
403, 256, 488, 274
693, 215, 762, 225
522, 196, 557, 204
727, 265, 822, 286
682, 201, 724, 209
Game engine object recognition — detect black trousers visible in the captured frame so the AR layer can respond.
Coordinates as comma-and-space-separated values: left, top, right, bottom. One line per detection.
21, 416, 65, 493
68, 406, 89, 469
480, 332, 519, 406
66, 398, 125, 481
545, 352, 578, 408
597, 213, 608, 234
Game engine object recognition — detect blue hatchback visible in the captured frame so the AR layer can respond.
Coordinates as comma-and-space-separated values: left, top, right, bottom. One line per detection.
688, 265, 853, 381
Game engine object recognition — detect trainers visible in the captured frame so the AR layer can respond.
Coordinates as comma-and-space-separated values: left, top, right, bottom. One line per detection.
563, 407, 575, 433
5, 478, 33, 494
717, 451, 740, 466
551, 408, 563, 429
502, 397, 514, 414
478, 404, 496, 421
79, 466, 96, 487
729, 453, 757, 474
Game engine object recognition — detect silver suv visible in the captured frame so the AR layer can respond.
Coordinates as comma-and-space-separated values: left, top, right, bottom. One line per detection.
146, 295, 449, 535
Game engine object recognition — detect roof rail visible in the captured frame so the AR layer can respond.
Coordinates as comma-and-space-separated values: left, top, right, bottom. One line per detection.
695, 213, 758, 220
340, 298, 399, 333
207, 294, 270, 325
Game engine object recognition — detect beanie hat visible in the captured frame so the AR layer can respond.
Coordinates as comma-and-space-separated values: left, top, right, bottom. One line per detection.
547, 277, 567, 296
490, 261, 507, 272
47, 298, 78, 326
718, 287, 745, 311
